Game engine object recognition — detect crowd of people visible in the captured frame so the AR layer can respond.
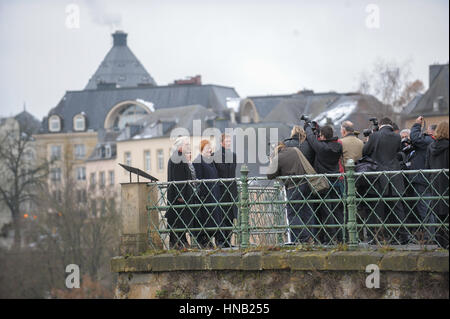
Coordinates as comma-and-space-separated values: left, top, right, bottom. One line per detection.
268, 116, 448, 247
166, 134, 237, 249
165, 117, 449, 249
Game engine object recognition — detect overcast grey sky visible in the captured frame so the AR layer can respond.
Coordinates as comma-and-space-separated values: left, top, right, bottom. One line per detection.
0, 0, 448, 120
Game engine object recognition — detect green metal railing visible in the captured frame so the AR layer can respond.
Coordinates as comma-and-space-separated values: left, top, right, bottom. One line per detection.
147, 161, 449, 250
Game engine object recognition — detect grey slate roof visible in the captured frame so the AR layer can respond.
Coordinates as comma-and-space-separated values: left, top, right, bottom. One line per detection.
404, 64, 449, 118
262, 92, 341, 125
116, 104, 218, 141
40, 84, 239, 134
260, 92, 385, 137
247, 94, 293, 119
85, 31, 156, 89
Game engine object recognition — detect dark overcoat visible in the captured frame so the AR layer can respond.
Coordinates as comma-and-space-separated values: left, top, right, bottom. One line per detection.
166, 151, 196, 229
213, 147, 238, 220
425, 138, 449, 216
193, 155, 222, 227
362, 125, 404, 196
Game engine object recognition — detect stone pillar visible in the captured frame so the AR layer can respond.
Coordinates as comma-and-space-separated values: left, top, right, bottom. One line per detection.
120, 182, 162, 255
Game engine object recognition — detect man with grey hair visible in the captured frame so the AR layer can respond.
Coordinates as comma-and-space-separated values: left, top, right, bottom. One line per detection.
400, 129, 410, 140
340, 120, 364, 166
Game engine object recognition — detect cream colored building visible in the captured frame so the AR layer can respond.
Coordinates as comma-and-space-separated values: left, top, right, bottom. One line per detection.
34, 131, 98, 198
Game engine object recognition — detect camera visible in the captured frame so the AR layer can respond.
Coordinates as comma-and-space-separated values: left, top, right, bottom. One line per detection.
401, 137, 414, 154
300, 114, 311, 123
301, 114, 320, 136
369, 117, 379, 131
363, 128, 372, 137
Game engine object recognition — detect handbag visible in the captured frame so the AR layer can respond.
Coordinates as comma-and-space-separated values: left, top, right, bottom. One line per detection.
293, 148, 329, 194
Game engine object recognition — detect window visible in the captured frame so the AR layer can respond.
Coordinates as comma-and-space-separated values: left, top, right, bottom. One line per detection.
50, 145, 62, 161
90, 172, 96, 188
101, 199, 107, 216
49, 115, 61, 132
74, 144, 85, 159
105, 144, 112, 158
50, 167, 61, 182
109, 170, 115, 186
76, 189, 87, 203
99, 171, 105, 188
53, 190, 62, 202
76, 167, 86, 181
157, 149, 164, 171
144, 150, 151, 172
73, 114, 86, 131
124, 152, 131, 166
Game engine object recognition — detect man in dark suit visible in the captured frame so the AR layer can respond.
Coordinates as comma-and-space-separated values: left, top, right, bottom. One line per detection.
213, 133, 238, 248
362, 117, 410, 245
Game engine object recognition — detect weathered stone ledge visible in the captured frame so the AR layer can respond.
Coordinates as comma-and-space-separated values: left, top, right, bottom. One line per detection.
111, 250, 449, 273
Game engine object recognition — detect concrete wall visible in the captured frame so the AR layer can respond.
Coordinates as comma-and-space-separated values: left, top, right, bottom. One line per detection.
111, 250, 449, 299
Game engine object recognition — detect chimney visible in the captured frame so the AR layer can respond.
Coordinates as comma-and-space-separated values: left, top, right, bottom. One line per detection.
429, 64, 442, 87
173, 75, 202, 86
112, 30, 127, 46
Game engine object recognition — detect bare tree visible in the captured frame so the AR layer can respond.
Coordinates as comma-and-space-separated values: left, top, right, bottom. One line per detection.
0, 118, 48, 250
357, 58, 423, 117
29, 161, 120, 297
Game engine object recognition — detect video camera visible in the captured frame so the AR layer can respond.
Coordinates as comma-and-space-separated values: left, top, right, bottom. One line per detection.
400, 137, 414, 154
363, 117, 380, 138
369, 117, 379, 132
300, 114, 320, 136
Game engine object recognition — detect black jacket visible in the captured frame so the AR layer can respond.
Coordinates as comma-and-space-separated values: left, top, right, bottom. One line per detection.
425, 138, 449, 216
305, 126, 342, 175
166, 151, 196, 228
213, 147, 238, 219
362, 125, 404, 195
193, 155, 222, 225
409, 123, 435, 185
283, 136, 315, 166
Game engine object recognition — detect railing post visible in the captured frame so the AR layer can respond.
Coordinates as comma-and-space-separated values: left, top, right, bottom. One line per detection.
239, 165, 250, 249
345, 159, 358, 250
274, 180, 284, 245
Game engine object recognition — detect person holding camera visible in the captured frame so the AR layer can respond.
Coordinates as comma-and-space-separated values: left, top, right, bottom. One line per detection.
304, 121, 344, 244
267, 142, 317, 244
407, 116, 437, 243
362, 117, 410, 245
398, 129, 414, 170
283, 125, 315, 165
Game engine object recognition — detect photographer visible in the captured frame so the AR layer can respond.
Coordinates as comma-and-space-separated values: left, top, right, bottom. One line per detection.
407, 116, 436, 243
398, 129, 413, 170
283, 125, 315, 165
304, 121, 344, 244
362, 117, 409, 244
267, 142, 317, 244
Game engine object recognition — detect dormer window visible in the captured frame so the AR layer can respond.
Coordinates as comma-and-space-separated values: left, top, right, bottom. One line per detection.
105, 144, 112, 158
49, 115, 61, 132
73, 114, 86, 131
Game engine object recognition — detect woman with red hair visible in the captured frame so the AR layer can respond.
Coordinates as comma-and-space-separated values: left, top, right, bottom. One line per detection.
192, 139, 221, 248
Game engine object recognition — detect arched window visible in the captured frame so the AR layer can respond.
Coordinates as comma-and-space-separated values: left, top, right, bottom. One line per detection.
49, 115, 61, 132
73, 114, 86, 131
104, 101, 152, 131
